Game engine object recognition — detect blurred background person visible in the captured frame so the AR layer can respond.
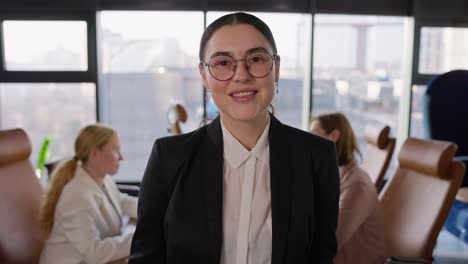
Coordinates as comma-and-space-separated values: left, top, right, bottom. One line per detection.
39, 124, 138, 264
310, 112, 387, 264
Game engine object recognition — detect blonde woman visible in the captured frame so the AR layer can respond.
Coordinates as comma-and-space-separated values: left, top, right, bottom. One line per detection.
310, 113, 387, 264
39, 124, 138, 264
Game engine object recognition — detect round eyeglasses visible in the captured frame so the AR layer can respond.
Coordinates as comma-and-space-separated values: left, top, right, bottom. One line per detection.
200, 51, 278, 81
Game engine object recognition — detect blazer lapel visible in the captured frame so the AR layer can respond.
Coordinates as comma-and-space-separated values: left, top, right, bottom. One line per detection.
103, 178, 123, 217
95, 194, 121, 234
75, 167, 122, 234
198, 115, 292, 263
269, 115, 292, 264
200, 116, 224, 263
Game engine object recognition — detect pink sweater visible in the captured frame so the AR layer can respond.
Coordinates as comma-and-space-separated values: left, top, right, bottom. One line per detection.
334, 161, 387, 264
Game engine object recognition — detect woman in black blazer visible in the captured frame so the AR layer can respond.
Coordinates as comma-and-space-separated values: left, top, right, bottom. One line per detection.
129, 12, 339, 264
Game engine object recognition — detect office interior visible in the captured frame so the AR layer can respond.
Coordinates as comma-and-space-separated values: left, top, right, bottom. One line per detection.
1, 0, 468, 263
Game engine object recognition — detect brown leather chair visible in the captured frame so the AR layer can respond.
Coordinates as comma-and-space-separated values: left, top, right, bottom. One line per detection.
167, 103, 188, 135
362, 124, 396, 190
379, 138, 465, 262
0, 128, 44, 264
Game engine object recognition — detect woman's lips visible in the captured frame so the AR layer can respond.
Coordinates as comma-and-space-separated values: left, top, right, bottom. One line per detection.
230, 90, 258, 102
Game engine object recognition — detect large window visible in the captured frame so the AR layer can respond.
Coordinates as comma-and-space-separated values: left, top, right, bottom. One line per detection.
410, 25, 468, 139
0, 17, 96, 174
3, 21, 88, 71
418, 27, 468, 75
98, 11, 204, 181
410, 84, 427, 138
312, 15, 407, 150
207, 12, 312, 129
0, 83, 96, 165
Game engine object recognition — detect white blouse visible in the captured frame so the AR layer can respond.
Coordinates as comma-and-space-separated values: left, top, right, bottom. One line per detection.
220, 118, 272, 264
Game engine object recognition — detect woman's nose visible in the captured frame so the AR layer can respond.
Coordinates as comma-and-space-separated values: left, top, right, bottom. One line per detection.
232, 60, 252, 82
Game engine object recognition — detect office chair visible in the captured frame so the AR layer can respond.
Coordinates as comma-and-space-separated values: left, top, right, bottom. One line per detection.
167, 103, 188, 135
361, 124, 396, 190
379, 138, 465, 262
0, 128, 44, 263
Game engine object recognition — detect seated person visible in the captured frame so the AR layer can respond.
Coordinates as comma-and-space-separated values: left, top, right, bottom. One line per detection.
39, 124, 137, 264
310, 113, 386, 264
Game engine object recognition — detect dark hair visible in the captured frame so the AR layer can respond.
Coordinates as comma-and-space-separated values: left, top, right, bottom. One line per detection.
199, 12, 278, 61
311, 112, 361, 166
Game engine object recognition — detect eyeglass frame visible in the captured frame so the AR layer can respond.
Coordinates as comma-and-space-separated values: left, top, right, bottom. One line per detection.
199, 51, 278, 81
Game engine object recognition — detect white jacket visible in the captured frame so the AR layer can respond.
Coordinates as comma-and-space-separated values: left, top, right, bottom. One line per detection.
40, 165, 138, 264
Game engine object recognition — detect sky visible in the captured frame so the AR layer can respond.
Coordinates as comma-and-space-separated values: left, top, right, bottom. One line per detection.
3, 21, 87, 66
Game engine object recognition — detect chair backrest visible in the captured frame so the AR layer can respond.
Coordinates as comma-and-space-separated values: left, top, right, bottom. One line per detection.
0, 128, 44, 264
361, 124, 396, 190
423, 69, 468, 186
379, 137, 465, 260
167, 103, 188, 135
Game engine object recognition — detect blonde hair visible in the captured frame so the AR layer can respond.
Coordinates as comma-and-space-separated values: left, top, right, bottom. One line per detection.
311, 112, 361, 166
39, 124, 116, 238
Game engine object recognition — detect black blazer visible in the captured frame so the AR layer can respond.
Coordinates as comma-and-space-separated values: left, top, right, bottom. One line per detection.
129, 115, 339, 264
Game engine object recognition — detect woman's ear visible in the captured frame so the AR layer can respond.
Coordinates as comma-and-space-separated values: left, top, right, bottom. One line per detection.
274, 55, 281, 82
88, 146, 98, 159
329, 129, 341, 142
199, 63, 209, 90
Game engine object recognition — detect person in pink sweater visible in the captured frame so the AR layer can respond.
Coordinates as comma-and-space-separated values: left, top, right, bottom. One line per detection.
310, 112, 387, 264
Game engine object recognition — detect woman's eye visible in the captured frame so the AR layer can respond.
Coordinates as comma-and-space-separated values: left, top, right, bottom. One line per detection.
250, 56, 264, 63
215, 60, 231, 67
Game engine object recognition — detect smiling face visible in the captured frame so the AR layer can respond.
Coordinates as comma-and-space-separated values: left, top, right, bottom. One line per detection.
199, 24, 280, 127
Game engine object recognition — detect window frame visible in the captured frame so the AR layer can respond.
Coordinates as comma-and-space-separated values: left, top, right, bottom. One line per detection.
0, 9, 99, 120
408, 17, 468, 135
411, 17, 468, 85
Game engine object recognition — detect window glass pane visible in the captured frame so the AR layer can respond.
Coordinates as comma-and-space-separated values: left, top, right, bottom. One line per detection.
98, 11, 204, 181
207, 12, 312, 129
419, 27, 468, 74
0, 83, 96, 170
410, 84, 427, 138
3, 21, 88, 71
312, 15, 406, 151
